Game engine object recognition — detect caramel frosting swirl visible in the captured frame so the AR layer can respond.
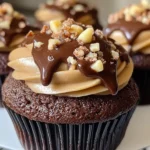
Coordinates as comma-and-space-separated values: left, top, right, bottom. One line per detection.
104, 0, 150, 54
35, 0, 102, 29
0, 3, 39, 52
8, 19, 133, 97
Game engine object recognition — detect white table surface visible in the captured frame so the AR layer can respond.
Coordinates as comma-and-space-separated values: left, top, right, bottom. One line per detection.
0, 106, 150, 150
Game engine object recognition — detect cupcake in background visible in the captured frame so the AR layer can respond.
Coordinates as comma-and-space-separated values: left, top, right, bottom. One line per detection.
104, 0, 150, 105
35, 0, 102, 29
2, 18, 139, 150
0, 3, 39, 106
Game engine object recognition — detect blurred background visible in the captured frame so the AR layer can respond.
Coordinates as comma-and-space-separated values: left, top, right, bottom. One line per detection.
2, 0, 142, 26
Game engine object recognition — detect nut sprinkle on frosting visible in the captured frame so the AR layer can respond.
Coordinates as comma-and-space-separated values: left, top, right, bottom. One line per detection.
0, 3, 39, 49
24, 19, 129, 95
105, 0, 150, 45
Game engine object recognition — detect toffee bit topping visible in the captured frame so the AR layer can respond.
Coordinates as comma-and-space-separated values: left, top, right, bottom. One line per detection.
28, 18, 129, 95
73, 46, 89, 60
49, 20, 62, 33
48, 39, 61, 50
26, 31, 35, 38
40, 25, 51, 34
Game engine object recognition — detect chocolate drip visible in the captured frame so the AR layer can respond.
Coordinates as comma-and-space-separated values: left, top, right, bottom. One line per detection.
31, 33, 128, 95
44, 2, 102, 29
0, 17, 39, 47
32, 33, 79, 85
104, 19, 150, 44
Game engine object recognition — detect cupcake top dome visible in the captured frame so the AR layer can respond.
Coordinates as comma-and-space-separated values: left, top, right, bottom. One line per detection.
105, 0, 150, 54
35, 0, 102, 29
0, 3, 39, 51
8, 19, 133, 97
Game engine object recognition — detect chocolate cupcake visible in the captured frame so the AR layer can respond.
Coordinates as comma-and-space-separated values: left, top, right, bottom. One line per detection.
0, 3, 39, 106
35, 0, 102, 29
2, 19, 139, 150
104, 0, 150, 105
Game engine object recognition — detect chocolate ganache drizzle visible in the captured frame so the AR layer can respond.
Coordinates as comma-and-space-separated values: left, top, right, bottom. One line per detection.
105, 19, 150, 45
39, 1, 102, 29
26, 19, 129, 95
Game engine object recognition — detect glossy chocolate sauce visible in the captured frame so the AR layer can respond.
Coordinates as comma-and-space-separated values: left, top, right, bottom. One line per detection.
0, 17, 39, 47
30, 32, 128, 95
105, 19, 150, 44
44, 2, 102, 29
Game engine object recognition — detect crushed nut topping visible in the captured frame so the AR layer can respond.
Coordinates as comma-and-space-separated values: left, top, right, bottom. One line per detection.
73, 46, 89, 60
73, 4, 85, 12
31, 18, 122, 72
108, 0, 150, 25
0, 20, 10, 29
85, 52, 98, 62
34, 41, 44, 48
41, 25, 51, 34
67, 56, 77, 70
70, 24, 83, 35
49, 20, 62, 34
48, 39, 61, 50
90, 43, 100, 52
95, 29, 103, 38
91, 60, 104, 72
67, 56, 77, 65
111, 50, 119, 60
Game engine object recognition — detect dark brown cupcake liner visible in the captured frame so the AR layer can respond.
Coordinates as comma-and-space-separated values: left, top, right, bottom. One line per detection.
5, 106, 136, 150
0, 74, 8, 107
133, 69, 150, 105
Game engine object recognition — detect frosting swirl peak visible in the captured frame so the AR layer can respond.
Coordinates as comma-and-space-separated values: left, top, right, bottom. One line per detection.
8, 19, 133, 97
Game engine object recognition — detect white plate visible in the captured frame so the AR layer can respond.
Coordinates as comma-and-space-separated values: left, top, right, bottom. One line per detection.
0, 108, 23, 150
0, 106, 150, 150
